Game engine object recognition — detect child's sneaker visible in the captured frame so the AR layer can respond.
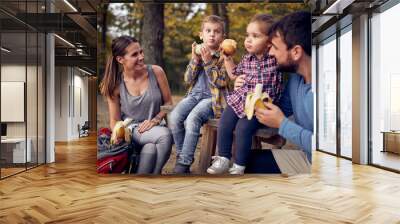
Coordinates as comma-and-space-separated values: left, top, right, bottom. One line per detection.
229, 163, 246, 175
207, 156, 230, 174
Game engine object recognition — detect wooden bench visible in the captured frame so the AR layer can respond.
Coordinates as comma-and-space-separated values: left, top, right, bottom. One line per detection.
161, 105, 284, 173
197, 119, 282, 173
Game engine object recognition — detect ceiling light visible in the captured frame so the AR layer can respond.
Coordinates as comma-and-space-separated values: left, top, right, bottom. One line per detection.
78, 67, 93, 76
54, 34, 75, 48
323, 0, 341, 14
323, 0, 355, 15
1, 47, 11, 53
63, 0, 78, 12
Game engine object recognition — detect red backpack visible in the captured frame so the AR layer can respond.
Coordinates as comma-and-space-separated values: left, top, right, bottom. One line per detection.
97, 127, 130, 174
97, 151, 129, 174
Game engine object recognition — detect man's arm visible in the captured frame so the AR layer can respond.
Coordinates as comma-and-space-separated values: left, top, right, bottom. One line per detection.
255, 97, 312, 162
279, 118, 312, 162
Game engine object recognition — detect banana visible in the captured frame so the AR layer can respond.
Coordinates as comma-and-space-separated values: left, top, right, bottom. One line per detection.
111, 118, 133, 145
244, 83, 271, 120
122, 118, 133, 143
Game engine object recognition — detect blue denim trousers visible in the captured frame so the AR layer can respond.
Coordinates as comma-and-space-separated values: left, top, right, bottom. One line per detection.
169, 94, 214, 165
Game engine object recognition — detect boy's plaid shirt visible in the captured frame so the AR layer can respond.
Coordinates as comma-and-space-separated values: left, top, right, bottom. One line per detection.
227, 53, 283, 118
184, 55, 229, 118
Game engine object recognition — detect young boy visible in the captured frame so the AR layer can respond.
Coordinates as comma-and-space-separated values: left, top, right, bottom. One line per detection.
169, 15, 230, 174
207, 14, 284, 175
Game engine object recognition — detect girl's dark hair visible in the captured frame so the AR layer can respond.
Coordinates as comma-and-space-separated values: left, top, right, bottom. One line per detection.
100, 36, 138, 97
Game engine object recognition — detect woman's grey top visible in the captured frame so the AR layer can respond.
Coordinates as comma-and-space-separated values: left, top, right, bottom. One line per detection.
120, 65, 163, 123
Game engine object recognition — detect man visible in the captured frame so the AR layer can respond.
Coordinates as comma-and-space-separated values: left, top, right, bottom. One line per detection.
237, 11, 313, 174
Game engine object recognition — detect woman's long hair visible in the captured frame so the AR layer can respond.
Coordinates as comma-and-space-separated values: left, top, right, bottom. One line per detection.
100, 36, 138, 98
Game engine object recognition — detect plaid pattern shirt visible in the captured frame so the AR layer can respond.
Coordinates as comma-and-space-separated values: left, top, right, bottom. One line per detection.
227, 53, 283, 118
184, 55, 228, 118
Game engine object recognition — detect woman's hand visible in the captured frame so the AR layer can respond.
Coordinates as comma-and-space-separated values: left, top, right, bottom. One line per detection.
137, 120, 156, 133
234, 74, 246, 91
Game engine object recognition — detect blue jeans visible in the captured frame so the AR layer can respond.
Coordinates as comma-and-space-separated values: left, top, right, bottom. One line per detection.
169, 94, 214, 165
217, 105, 262, 166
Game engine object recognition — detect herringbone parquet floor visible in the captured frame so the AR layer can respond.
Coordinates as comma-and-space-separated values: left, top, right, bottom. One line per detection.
1, 135, 400, 223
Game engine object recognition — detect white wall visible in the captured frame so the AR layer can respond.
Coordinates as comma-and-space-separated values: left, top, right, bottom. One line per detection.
54, 66, 68, 141
1, 65, 26, 141
54, 66, 89, 141
1, 65, 40, 136
1, 63, 46, 164
46, 33, 55, 163
72, 72, 89, 138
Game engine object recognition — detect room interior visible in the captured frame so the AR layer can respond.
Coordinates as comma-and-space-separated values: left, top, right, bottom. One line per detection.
0, 0, 399, 222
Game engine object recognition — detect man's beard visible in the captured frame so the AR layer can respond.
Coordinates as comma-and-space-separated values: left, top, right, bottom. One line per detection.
277, 57, 298, 73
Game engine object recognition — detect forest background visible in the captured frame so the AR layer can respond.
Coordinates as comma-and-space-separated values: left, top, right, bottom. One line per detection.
98, 3, 310, 94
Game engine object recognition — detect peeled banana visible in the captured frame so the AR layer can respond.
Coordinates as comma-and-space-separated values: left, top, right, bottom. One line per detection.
244, 83, 271, 120
110, 118, 133, 145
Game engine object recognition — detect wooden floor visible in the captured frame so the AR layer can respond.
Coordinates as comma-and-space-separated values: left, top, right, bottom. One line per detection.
1, 167, 26, 178
0, 135, 400, 223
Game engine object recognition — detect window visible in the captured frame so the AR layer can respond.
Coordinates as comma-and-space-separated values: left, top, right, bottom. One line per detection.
339, 27, 352, 158
370, 2, 400, 171
317, 35, 337, 154
318, 36, 336, 153
0, 1, 47, 179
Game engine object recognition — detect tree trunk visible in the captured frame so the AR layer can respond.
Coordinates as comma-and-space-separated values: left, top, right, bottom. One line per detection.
210, 3, 229, 38
98, 3, 108, 82
211, 4, 219, 15
219, 3, 229, 38
141, 3, 164, 68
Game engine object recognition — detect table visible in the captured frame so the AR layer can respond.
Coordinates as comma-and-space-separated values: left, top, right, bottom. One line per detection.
1, 138, 32, 164
381, 131, 400, 154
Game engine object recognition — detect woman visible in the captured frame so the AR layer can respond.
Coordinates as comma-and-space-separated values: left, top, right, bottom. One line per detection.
100, 36, 173, 174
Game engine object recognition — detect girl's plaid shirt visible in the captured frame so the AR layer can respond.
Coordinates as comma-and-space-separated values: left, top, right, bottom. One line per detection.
227, 53, 283, 118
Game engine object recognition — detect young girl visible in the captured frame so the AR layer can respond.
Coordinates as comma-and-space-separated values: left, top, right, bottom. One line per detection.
207, 14, 283, 175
